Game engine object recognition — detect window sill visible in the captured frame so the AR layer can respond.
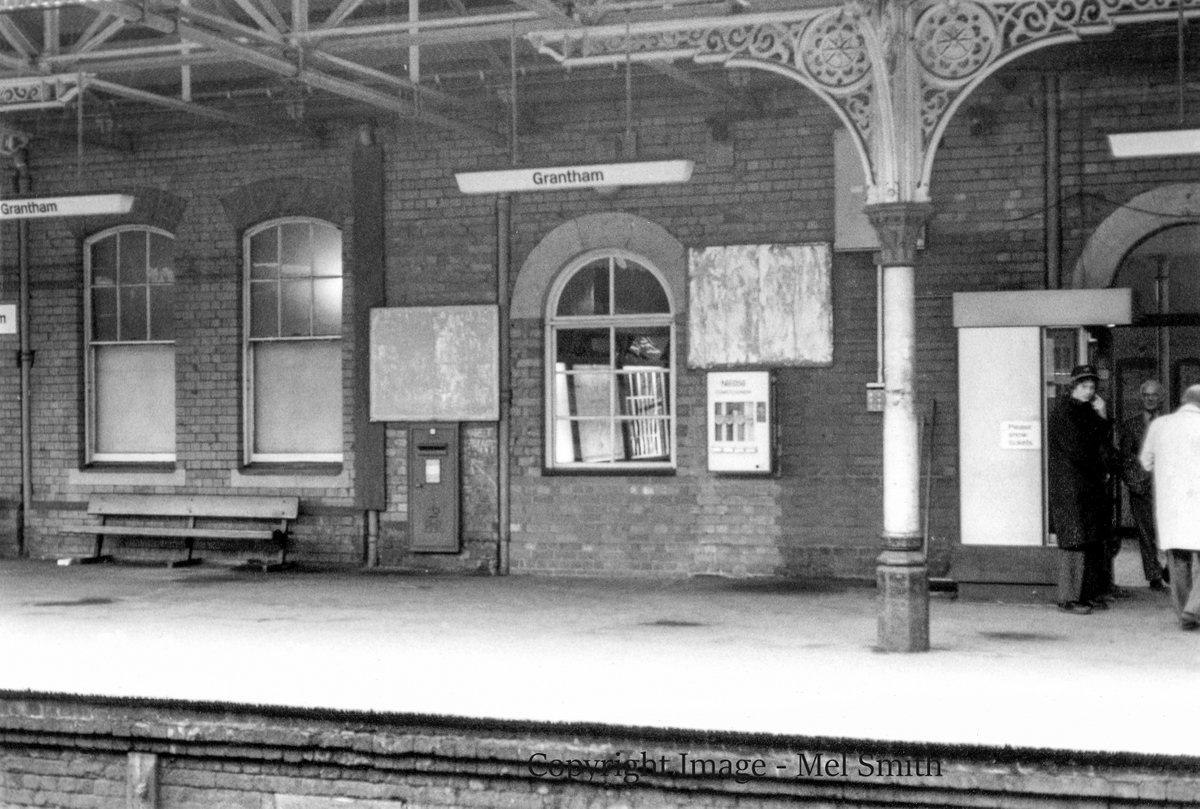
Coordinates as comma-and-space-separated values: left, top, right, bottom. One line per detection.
541, 466, 676, 477
69, 465, 186, 488
231, 464, 349, 489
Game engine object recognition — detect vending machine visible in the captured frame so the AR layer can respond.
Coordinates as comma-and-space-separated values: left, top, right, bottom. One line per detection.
707, 371, 773, 474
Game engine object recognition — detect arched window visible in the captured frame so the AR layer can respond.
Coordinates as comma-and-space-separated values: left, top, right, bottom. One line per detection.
546, 251, 675, 469
244, 218, 343, 463
85, 226, 176, 462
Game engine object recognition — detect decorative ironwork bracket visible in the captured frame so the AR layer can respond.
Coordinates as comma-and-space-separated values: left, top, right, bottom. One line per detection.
0, 73, 85, 111
529, 0, 1200, 203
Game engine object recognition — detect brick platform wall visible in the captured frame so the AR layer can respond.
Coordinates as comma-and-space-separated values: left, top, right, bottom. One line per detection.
1, 694, 1196, 808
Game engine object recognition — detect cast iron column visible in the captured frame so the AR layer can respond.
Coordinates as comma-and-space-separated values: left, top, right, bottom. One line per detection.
867, 201, 931, 653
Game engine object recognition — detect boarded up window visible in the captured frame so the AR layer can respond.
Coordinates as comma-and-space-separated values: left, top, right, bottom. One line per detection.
687, 243, 833, 368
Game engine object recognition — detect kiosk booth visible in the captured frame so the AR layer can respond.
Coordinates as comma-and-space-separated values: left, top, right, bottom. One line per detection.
952, 289, 1132, 586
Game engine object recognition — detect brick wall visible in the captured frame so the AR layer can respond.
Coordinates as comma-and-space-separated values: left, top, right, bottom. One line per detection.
2, 63, 1199, 576
1, 694, 1196, 808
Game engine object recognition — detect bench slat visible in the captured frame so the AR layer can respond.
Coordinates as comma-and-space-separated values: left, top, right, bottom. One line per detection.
86, 494, 299, 519
62, 526, 278, 540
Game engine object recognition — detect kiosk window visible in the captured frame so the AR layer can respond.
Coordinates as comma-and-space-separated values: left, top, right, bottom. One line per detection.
546, 253, 675, 470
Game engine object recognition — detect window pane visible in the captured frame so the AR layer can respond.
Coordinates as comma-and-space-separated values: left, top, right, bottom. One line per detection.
250, 280, 278, 338
556, 260, 609, 316
280, 222, 311, 277
94, 344, 175, 455
149, 286, 174, 341
312, 224, 341, 278
280, 279, 312, 337
119, 286, 148, 341
617, 327, 670, 368
614, 263, 669, 314
148, 233, 175, 284
312, 277, 342, 336
253, 341, 342, 455
92, 287, 117, 341
620, 417, 670, 460
250, 229, 277, 279
91, 237, 117, 286
118, 231, 147, 285
556, 328, 610, 367
619, 368, 671, 415
568, 370, 618, 462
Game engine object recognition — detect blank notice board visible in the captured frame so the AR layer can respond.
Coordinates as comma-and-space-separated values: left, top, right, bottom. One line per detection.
370, 305, 499, 422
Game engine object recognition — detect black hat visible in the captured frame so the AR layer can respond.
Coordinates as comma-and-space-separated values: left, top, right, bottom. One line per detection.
1069, 364, 1100, 386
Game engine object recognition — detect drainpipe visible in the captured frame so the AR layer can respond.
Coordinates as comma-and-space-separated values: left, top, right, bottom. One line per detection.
365, 509, 380, 568
14, 149, 31, 555
1043, 74, 1061, 290
1157, 257, 1170, 399
496, 193, 512, 575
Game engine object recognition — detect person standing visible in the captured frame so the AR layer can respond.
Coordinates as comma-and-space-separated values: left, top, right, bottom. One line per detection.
1048, 365, 1114, 615
1139, 383, 1200, 630
1119, 379, 1166, 591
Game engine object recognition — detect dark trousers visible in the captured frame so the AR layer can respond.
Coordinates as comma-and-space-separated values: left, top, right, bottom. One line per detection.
1127, 492, 1163, 583
1058, 544, 1107, 605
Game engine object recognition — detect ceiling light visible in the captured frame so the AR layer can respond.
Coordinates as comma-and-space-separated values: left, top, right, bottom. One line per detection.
1108, 129, 1200, 158
0, 0, 102, 8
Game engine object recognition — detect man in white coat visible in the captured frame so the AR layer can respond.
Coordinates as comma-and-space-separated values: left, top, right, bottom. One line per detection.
1140, 383, 1200, 630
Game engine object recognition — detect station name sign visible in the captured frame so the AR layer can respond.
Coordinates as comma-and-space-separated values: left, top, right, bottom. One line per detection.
455, 160, 694, 194
0, 193, 135, 220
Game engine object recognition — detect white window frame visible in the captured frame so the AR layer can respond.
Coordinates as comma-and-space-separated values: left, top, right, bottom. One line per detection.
544, 249, 676, 471
84, 225, 177, 464
243, 216, 344, 465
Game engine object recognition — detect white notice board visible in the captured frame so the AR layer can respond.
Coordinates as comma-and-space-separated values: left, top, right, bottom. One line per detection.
370, 305, 499, 422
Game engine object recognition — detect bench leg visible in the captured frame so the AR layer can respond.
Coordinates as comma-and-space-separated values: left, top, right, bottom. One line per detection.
84, 534, 113, 564
167, 538, 203, 568
58, 534, 113, 566
260, 530, 291, 572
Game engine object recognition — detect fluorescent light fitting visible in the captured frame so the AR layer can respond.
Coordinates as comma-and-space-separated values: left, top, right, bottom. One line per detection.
0, 0, 100, 8
1108, 129, 1200, 158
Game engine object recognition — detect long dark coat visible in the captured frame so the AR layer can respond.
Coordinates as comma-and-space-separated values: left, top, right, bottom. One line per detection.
1047, 396, 1113, 550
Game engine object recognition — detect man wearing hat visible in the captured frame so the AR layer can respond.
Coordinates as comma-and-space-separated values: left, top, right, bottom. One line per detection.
1047, 364, 1114, 614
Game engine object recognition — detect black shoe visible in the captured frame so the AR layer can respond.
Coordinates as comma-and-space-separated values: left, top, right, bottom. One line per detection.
1181, 613, 1199, 631
1150, 579, 1167, 591
1058, 601, 1093, 615
1087, 598, 1110, 611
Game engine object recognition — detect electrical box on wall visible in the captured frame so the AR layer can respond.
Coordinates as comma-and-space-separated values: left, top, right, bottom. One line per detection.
707, 371, 773, 474
866, 382, 885, 412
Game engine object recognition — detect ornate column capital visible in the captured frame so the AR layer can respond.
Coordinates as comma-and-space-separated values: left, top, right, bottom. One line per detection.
865, 201, 932, 267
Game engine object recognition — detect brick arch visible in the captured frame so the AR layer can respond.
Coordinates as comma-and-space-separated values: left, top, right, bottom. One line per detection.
511, 212, 687, 320
70, 187, 187, 240
1072, 183, 1200, 289
220, 176, 350, 233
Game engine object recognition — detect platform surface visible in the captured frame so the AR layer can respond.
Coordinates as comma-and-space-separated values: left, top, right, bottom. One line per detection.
0, 557, 1196, 759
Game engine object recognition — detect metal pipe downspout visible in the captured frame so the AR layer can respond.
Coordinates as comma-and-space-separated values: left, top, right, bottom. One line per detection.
14, 150, 31, 555
496, 193, 512, 575
1044, 74, 1061, 290
366, 509, 380, 567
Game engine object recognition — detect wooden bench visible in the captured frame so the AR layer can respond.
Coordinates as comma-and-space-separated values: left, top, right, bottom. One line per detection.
60, 494, 300, 571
